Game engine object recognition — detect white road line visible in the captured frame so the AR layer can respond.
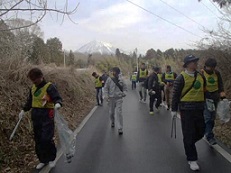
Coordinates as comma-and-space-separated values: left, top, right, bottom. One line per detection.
40, 106, 98, 173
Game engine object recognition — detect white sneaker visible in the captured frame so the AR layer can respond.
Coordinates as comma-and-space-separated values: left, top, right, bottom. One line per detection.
188, 161, 200, 171
36, 163, 45, 170
49, 161, 56, 168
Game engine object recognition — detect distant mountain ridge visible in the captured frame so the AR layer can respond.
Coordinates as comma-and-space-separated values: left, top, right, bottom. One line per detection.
77, 40, 116, 55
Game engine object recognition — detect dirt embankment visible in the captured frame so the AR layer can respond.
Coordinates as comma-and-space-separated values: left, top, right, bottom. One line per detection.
0, 64, 96, 173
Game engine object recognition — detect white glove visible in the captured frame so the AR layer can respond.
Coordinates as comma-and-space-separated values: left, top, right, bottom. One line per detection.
54, 103, 61, 110
18, 110, 25, 119
171, 111, 177, 119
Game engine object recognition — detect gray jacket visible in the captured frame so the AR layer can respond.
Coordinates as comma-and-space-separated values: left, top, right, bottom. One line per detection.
104, 75, 127, 99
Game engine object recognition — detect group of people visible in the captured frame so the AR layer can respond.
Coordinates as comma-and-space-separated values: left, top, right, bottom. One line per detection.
132, 55, 225, 171
17, 54, 226, 171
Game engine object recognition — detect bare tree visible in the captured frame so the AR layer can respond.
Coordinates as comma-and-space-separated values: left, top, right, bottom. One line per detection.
0, 0, 79, 31
198, 0, 231, 8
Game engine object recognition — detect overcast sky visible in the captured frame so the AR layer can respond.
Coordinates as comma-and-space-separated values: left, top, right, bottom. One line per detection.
39, 0, 222, 54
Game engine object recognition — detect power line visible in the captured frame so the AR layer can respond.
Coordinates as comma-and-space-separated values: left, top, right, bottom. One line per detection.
159, 0, 206, 29
209, 0, 223, 14
125, 0, 203, 39
201, 1, 220, 18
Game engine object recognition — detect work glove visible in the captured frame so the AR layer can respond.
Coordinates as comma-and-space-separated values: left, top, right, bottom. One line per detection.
54, 103, 61, 110
171, 111, 177, 119
18, 110, 25, 119
148, 90, 156, 95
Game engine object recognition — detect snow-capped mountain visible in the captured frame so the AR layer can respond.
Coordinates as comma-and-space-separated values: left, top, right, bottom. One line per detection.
77, 40, 116, 55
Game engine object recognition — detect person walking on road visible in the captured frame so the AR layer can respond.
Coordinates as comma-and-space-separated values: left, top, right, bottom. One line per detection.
171, 55, 206, 171
162, 65, 177, 110
137, 63, 148, 102
18, 68, 62, 170
157, 68, 165, 105
148, 67, 161, 115
92, 72, 103, 106
201, 58, 226, 145
104, 67, 127, 135
131, 71, 137, 90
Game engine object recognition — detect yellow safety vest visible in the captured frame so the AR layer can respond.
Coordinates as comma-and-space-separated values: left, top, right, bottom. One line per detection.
32, 82, 54, 108
202, 70, 218, 92
165, 72, 175, 81
139, 69, 147, 78
157, 74, 164, 85
180, 72, 204, 102
131, 74, 137, 81
95, 76, 102, 87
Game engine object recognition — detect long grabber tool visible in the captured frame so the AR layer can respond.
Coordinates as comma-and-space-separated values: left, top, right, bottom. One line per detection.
9, 116, 23, 141
171, 116, 177, 138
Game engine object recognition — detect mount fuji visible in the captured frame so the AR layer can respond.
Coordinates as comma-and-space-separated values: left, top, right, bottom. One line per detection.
77, 40, 117, 55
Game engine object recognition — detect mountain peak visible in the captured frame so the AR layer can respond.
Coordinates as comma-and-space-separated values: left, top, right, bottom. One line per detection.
77, 40, 116, 55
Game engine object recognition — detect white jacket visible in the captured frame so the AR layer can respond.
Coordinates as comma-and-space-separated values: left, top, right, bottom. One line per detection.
104, 75, 127, 99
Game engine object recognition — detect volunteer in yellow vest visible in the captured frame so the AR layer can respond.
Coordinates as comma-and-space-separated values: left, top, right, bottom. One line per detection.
202, 58, 225, 145
171, 55, 206, 171
162, 65, 177, 110
131, 71, 137, 90
92, 72, 103, 106
18, 68, 62, 170
137, 63, 148, 102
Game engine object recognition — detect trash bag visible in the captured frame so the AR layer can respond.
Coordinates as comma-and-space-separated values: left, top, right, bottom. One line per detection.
217, 99, 231, 123
55, 110, 76, 163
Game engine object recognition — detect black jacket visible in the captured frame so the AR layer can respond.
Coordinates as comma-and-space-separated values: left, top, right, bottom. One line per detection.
171, 71, 206, 112
148, 72, 160, 92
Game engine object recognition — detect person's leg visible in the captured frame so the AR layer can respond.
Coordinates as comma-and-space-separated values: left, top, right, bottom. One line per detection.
204, 104, 216, 142
96, 88, 100, 105
155, 91, 161, 109
180, 110, 198, 161
138, 82, 143, 101
194, 111, 205, 143
143, 85, 147, 101
99, 88, 103, 104
165, 86, 170, 109
109, 99, 116, 126
149, 95, 155, 113
116, 99, 123, 130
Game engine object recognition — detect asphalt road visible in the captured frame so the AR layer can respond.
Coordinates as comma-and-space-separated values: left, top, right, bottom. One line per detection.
49, 86, 231, 173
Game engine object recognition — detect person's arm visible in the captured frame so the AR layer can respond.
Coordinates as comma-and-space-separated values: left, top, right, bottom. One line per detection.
47, 84, 62, 105
22, 89, 32, 112
216, 70, 224, 93
148, 75, 154, 91
174, 72, 177, 79
146, 70, 149, 76
136, 70, 140, 82
171, 74, 184, 112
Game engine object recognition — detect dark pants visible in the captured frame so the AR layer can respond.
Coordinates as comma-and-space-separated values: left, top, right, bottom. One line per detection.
96, 87, 103, 105
180, 110, 205, 161
149, 91, 161, 111
31, 108, 57, 163
132, 81, 136, 90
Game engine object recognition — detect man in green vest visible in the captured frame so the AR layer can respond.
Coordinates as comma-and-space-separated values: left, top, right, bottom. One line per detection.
92, 72, 103, 106
137, 63, 148, 102
172, 55, 206, 171
131, 71, 137, 90
162, 65, 177, 110
18, 68, 62, 170
202, 58, 225, 145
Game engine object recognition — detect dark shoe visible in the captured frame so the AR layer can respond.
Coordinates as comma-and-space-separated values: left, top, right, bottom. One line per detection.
97, 103, 102, 106
118, 129, 123, 135
208, 138, 217, 145
111, 122, 115, 128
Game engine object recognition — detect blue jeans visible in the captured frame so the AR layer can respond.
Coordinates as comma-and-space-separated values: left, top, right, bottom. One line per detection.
204, 103, 216, 141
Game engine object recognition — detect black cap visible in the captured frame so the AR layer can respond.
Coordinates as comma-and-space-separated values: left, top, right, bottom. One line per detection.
183, 55, 199, 68
152, 66, 160, 72
205, 58, 217, 67
112, 67, 120, 74
92, 72, 97, 76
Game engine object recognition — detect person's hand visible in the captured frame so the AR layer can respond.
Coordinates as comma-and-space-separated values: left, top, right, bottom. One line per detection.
220, 92, 226, 99
18, 110, 25, 119
171, 111, 177, 119
54, 103, 61, 110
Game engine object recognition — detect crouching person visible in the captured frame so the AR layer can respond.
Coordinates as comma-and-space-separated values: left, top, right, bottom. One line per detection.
104, 67, 127, 135
18, 68, 62, 170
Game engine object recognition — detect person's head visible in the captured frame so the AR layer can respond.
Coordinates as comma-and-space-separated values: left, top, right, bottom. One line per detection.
166, 65, 171, 72
140, 63, 146, 70
183, 55, 199, 71
152, 66, 160, 73
112, 67, 120, 77
92, 72, 98, 78
204, 58, 217, 72
27, 68, 44, 86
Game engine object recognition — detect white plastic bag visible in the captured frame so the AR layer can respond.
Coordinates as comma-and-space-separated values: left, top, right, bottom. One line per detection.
217, 99, 231, 123
55, 110, 76, 163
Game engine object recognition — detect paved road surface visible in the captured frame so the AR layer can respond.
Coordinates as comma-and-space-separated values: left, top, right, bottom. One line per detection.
49, 87, 231, 173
